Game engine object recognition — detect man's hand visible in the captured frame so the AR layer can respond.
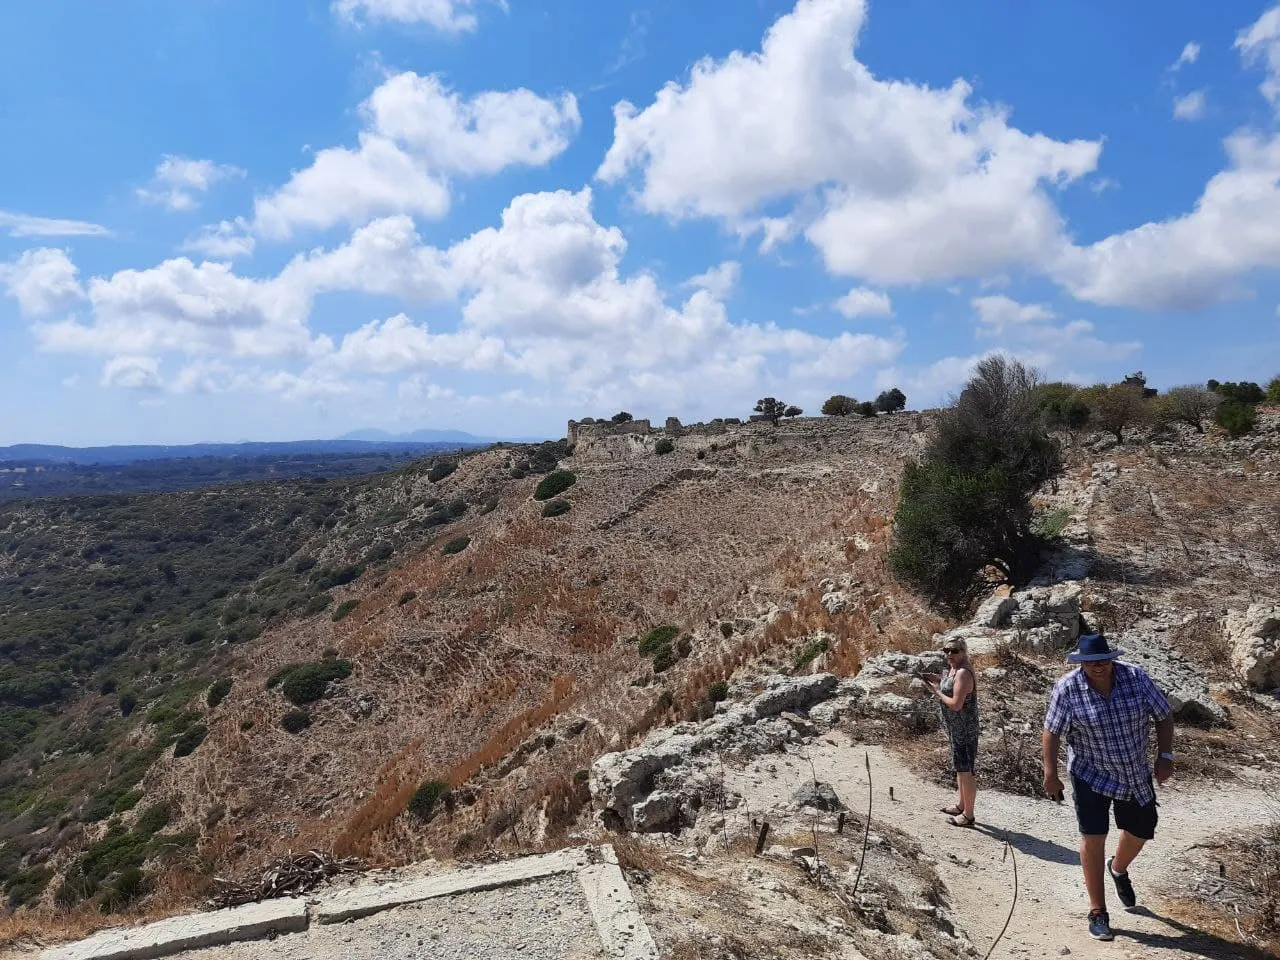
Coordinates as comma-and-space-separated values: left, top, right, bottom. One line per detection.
1155, 756, 1174, 786
1043, 771, 1064, 801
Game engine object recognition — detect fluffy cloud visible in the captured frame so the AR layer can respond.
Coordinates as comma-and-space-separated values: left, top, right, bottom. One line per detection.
137, 156, 244, 212
329, 313, 507, 374
686, 261, 741, 299
834, 287, 892, 319
1171, 42, 1200, 71
253, 72, 579, 239
1172, 90, 1207, 121
971, 295, 1140, 366
1052, 130, 1280, 308
100, 355, 162, 390
597, 0, 1100, 284
0, 248, 85, 316
1237, 6, 1280, 108
332, 0, 496, 32
182, 220, 256, 259
0, 210, 110, 238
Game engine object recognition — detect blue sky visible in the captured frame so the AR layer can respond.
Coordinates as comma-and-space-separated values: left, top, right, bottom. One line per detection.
2, 0, 1279, 445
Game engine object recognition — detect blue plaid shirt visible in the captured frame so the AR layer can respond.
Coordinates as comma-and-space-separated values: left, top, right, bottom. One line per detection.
1043, 661, 1171, 806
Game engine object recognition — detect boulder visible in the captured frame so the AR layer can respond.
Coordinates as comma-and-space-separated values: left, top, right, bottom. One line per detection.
1224, 604, 1280, 691
1008, 582, 1082, 648
631, 790, 685, 832
1120, 630, 1228, 724
791, 781, 846, 812
749, 673, 839, 720
973, 594, 1017, 628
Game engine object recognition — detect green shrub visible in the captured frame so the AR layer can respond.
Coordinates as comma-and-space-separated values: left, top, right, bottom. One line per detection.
638, 625, 679, 657
118, 691, 138, 716
874, 388, 907, 413
398, 590, 417, 605
332, 599, 360, 622
303, 594, 333, 616
4, 866, 52, 908
1267, 376, 1280, 404
408, 779, 450, 821
442, 537, 471, 555
533, 470, 576, 501
281, 710, 311, 734
133, 801, 172, 836
706, 681, 730, 704
239, 718, 254, 731
792, 637, 829, 671
172, 723, 206, 758
276, 659, 353, 705
427, 461, 457, 483
113, 790, 144, 814
206, 677, 233, 709
654, 438, 675, 455
363, 541, 393, 565
541, 499, 571, 518
98, 866, 146, 914
1215, 401, 1258, 438
1032, 508, 1072, 541
719, 621, 734, 638
822, 395, 857, 417
1210, 380, 1265, 405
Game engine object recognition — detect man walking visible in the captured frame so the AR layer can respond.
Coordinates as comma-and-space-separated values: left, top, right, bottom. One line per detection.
1042, 632, 1175, 941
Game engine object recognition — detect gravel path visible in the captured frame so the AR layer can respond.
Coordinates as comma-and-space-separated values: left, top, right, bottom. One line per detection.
174, 874, 606, 960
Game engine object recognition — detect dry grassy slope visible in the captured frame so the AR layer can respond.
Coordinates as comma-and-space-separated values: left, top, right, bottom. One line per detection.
140, 415, 941, 885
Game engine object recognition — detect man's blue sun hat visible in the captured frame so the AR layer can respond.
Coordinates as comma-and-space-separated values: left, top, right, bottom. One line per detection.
1067, 633, 1123, 663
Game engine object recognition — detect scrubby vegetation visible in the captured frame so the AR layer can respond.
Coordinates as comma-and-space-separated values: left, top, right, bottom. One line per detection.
654, 438, 675, 455
752, 398, 802, 425
281, 710, 312, 734
442, 536, 471, 555
331, 599, 360, 622
541, 499, 571, 518
890, 357, 1062, 613
636, 625, 690, 673
205, 677, 233, 709
268, 658, 353, 706
533, 470, 577, 501
407, 779, 450, 821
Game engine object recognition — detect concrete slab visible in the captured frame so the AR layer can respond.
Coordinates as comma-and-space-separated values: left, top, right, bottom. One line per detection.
577, 847, 658, 960
312, 846, 593, 924
40, 898, 308, 960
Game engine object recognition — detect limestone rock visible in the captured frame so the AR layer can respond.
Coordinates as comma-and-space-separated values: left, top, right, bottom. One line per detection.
791, 781, 846, 812
749, 673, 839, 720
973, 594, 1017, 628
1224, 604, 1280, 691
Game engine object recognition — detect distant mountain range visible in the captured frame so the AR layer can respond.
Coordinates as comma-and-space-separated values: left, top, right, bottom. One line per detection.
0, 428, 547, 466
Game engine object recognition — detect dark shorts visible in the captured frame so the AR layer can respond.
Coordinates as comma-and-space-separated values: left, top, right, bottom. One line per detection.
1071, 775, 1158, 840
951, 738, 977, 774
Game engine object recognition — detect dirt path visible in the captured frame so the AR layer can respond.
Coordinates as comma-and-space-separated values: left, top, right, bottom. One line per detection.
733, 733, 1276, 960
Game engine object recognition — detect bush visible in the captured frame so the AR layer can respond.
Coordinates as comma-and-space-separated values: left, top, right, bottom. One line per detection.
206, 677, 233, 709
856, 401, 877, 417
4, 867, 52, 908
1154, 385, 1219, 433
638, 625, 679, 657
427, 461, 457, 483
363, 541, 393, 565
408, 779, 450, 821
752, 398, 802, 425
533, 470, 577, 501
118, 691, 138, 717
654, 438, 675, 455
1032, 382, 1090, 433
398, 590, 417, 605
822, 395, 857, 417
1079, 382, 1149, 442
719, 621, 734, 638
303, 594, 333, 616
1210, 380, 1265, 405
275, 659, 353, 705
792, 637, 829, 671
113, 790, 143, 814
706, 681, 729, 704
541, 499, 571, 518
1216, 401, 1258, 438
442, 537, 471, 555
134, 801, 172, 836
331, 599, 360, 622
610, 411, 633, 424
281, 710, 311, 734
172, 723, 207, 758
890, 357, 1062, 613
874, 388, 907, 413
1267, 376, 1280, 404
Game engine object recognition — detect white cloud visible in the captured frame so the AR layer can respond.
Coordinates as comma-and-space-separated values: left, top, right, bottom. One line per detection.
1172, 89, 1207, 121
329, 313, 506, 374
834, 286, 892, 319
971, 295, 1140, 365
1237, 6, 1280, 108
332, 0, 497, 32
0, 210, 110, 238
137, 156, 244, 212
596, 0, 1100, 285
1052, 130, 1280, 308
686, 261, 741, 298
0, 248, 85, 316
101, 355, 162, 390
1171, 42, 1200, 71
253, 72, 579, 240
182, 219, 256, 259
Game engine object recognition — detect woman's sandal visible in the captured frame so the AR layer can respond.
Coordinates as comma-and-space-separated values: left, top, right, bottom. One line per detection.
947, 814, 976, 828
940, 805, 965, 816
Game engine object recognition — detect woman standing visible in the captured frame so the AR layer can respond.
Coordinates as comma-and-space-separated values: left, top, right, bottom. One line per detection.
925, 637, 980, 827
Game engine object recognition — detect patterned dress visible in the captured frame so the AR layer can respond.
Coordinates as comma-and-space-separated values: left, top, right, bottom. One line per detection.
939, 666, 980, 773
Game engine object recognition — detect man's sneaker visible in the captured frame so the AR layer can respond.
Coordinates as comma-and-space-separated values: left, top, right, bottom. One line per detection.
1088, 908, 1114, 941
1108, 857, 1137, 909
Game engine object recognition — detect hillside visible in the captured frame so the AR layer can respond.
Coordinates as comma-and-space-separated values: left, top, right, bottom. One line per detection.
3, 409, 1280, 956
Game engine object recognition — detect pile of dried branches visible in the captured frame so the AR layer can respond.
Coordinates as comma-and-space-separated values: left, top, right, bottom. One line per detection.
208, 851, 364, 909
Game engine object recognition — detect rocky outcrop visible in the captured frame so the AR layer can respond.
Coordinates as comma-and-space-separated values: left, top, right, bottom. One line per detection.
1118, 628, 1228, 724
1225, 604, 1280, 691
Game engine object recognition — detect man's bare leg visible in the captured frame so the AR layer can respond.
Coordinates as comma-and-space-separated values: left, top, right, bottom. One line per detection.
1080, 834, 1108, 910
1110, 830, 1146, 874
